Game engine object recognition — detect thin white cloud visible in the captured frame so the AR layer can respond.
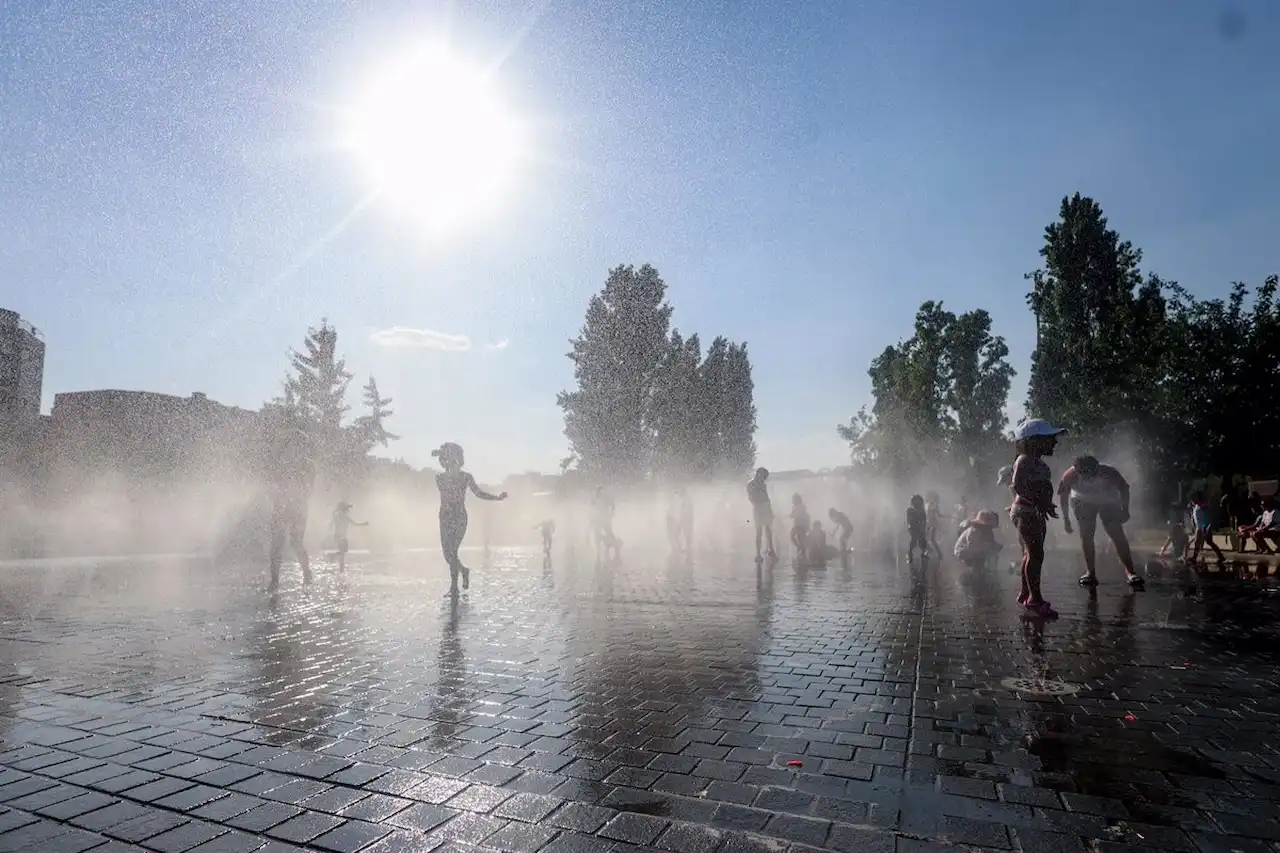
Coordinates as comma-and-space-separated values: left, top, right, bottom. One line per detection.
370, 327, 472, 352
485, 340, 510, 351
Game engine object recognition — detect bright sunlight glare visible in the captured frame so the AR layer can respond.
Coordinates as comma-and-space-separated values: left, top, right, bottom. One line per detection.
342, 45, 526, 233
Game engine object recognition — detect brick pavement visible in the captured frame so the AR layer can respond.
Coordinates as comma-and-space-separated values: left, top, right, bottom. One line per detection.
0, 544, 1279, 852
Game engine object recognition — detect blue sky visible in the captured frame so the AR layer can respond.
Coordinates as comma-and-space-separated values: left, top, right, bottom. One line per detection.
2, 1, 1278, 481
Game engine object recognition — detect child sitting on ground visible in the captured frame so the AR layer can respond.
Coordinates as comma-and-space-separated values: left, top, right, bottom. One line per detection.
805, 520, 839, 567
954, 510, 1003, 570
1239, 498, 1280, 555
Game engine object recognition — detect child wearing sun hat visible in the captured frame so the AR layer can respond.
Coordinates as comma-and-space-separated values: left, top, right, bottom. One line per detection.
954, 509, 1004, 569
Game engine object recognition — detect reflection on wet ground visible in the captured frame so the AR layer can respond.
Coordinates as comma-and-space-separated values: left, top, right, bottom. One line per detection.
0, 546, 1279, 851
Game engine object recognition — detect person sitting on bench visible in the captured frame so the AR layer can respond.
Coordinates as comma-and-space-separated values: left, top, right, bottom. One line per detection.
1239, 498, 1280, 555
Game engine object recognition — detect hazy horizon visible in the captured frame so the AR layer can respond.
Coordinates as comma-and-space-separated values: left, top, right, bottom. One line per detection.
4, 1, 1278, 482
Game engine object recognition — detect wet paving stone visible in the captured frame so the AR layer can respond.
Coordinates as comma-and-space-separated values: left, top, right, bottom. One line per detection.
1, 550, 1280, 851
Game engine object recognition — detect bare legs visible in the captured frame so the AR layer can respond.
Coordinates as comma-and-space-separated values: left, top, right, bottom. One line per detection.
269, 500, 311, 591
440, 512, 469, 592
1075, 505, 1141, 585
754, 516, 775, 562
1014, 512, 1046, 605
1193, 527, 1226, 563
1101, 518, 1138, 578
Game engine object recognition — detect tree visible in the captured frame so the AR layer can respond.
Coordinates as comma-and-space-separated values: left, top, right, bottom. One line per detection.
1158, 275, 1279, 483
352, 376, 398, 452
557, 264, 674, 482
718, 341, 758, 475
1026, 194, 1166, 440
837, 301, 1013, 481
836, 408, 877, 467
860, 339, 939, 477
652, 333, 758, 480
695, 336, 729, 470
651, 330, 705, 479
279, 320, 353, 478
943, 309, 1015, 480
285, 320, 353, 433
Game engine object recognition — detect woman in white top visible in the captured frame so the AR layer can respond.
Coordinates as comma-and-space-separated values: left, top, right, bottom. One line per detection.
1057, 455, 1142, 588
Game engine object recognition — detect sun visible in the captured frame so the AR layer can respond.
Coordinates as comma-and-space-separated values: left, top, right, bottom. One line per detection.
341, 45, 526, 232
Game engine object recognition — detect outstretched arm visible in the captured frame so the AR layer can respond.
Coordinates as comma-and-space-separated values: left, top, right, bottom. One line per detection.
468, 474, 507, 501
1057, 468, 1075, 505
1058, 468, 1076, 531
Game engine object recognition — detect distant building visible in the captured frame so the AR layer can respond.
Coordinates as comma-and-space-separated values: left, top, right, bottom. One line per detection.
0, 309, 45, 428
501, 471, 559, 496
768, 468, 819, 483
50, 389, 260, 484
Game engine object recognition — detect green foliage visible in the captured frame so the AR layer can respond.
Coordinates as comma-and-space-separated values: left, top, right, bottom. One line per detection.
843, 189, 1278, 495
946, 309, 1015, 470
1026, 194, 1166, 440
266, 321, 395, 486
1026, 193, 1279, 487
651, 330, 705, 478
353, 376, 398, 451
718, 340, 758, 475
285, 320, 352, 432
557, 264, 674, 482
839, 302, 1014, 483
559, 264, 757, 482
1157, 275, 1279, 481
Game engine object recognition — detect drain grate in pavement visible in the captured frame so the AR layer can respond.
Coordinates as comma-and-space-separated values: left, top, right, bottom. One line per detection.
1000, 677, 1081, 696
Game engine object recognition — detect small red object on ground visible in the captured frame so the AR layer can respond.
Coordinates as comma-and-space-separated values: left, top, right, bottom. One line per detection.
1124, 713, 1137, 722
786, 760, 804, 767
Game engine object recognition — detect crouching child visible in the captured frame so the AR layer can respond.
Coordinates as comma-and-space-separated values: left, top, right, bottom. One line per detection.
954, 510, 1003, 571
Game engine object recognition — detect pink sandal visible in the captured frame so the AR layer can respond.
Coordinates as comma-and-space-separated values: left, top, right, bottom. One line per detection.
1023, 599, 1058, 619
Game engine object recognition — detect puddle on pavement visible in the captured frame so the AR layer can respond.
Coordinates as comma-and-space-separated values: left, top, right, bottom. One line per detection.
1025, 715, 1225, 816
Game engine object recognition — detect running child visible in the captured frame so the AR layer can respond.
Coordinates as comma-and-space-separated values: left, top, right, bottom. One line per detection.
746, 468, 776, 563
1188, 491, 1227, 565
1159, 503, 1189, 562
678, 485, 694, 554
1010, 419, 1066, 618
591, 486, 622, 563
534, 519, 555, 556
906, 494, 929, 567
925, 491, 948, 558
828, 508, 854, 553
665, 488, 686, 556
331, 501, 367, 572
267, 425, 315, 592
432, 442, 508, 594
790, 494, 812, 563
